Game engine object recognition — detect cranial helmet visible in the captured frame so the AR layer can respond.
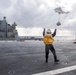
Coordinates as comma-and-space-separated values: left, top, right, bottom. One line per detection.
46, 29, 52, 34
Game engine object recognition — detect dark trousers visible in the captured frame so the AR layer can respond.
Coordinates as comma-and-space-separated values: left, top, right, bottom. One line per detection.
45, 44, 58, 61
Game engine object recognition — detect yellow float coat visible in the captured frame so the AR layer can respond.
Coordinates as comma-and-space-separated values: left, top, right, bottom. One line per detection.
43, 35, 54, 45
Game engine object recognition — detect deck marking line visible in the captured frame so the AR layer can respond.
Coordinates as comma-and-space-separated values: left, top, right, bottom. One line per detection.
32, 65, 76, 75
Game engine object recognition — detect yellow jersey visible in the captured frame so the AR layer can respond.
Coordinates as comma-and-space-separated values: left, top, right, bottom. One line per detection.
43, 35, 54, 45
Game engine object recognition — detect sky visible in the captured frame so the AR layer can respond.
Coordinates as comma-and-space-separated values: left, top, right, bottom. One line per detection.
0, 0, 76, 36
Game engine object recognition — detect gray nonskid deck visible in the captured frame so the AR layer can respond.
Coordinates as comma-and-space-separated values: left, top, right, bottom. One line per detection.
0, 41, 76, 75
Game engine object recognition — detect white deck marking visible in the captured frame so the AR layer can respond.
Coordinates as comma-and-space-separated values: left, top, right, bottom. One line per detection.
32, 65, 76, 75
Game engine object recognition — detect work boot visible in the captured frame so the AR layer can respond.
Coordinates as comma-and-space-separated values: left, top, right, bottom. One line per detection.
55, 59, 59, 63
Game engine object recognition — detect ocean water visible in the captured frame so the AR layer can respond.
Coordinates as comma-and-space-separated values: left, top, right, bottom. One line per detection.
20, 36, 76, 42
54, 36, 76, 41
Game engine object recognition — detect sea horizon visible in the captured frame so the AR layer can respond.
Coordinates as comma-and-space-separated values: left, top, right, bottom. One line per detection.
19, 35, 76, 41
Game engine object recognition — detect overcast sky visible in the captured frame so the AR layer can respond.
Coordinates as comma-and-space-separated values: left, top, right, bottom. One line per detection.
0, 0, 76, 36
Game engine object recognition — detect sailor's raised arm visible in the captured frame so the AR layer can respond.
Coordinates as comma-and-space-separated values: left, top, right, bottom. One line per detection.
52, 29, 57, 37
43, 28, 45, 36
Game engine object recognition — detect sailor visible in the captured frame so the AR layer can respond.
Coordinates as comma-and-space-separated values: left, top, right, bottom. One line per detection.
43, 28, 59, 63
